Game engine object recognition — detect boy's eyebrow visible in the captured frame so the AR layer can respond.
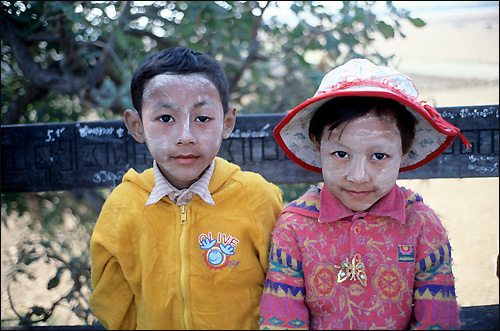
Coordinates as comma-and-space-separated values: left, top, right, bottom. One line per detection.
155, 99, 210, 112
156, 102, 177, 111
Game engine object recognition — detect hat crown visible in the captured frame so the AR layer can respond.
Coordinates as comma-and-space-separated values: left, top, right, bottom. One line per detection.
273, 58, 469, 174
315, 59, 419, 99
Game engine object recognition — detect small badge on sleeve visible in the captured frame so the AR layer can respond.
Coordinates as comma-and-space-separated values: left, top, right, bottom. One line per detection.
398, 245, 414, 262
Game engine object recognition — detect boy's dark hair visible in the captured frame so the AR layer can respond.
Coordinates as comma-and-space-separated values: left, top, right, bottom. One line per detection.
309, 96, 416, 155
130, 46, 230, 118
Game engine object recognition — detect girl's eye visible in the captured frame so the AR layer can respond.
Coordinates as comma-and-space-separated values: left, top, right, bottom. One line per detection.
372, 153, 387, 160
195, 116, 210, 123
333, 151, 348, 158
159, 115, 173, 123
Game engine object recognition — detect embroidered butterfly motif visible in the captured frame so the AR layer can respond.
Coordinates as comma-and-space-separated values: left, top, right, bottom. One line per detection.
335, 257, 367, 286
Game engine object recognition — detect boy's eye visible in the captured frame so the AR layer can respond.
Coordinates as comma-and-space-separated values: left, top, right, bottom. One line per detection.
159, 115, 173, 123
195, 116, 210, 123
372, 153, 387, 160
333, 151, 348, 158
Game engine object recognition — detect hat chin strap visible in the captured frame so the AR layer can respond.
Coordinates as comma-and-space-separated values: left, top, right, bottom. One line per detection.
457, 131, 472, 150
422, 103, 472, 150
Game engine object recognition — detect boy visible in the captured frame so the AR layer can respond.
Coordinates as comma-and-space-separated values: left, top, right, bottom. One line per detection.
259, 59, 470, 329
89, 46, 283, 329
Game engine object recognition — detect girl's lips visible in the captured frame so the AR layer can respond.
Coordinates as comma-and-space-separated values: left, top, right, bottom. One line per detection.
345, 190, 371, 198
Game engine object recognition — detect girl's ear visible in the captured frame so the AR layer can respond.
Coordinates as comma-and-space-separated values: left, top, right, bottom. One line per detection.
312, 136, 321, 154
401, 152, 410, 164
124, 109, 145, 143
222, 106, 237, 139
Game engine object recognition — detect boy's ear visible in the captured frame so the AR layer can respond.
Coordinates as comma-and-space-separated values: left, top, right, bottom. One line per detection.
124, 109, 145, 143
222, 106, 237, 139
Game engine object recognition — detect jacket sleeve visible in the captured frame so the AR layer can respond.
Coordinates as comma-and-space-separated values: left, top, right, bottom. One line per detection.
89, 195, 136, 330
259, 213, 309, 330
409, 206, 460, 330
244, 173, 284, 272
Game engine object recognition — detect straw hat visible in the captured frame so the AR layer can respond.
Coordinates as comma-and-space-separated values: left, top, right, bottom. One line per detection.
274, 58, 471, 173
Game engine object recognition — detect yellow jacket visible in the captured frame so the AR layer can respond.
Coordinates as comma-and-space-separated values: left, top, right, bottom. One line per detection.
90, 157, 283, 329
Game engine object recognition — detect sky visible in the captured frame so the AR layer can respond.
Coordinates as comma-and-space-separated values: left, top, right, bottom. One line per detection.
386, 1, 499, 17
263, 1, 499, 26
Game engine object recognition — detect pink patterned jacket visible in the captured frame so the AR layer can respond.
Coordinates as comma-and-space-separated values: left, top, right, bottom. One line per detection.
259, 184, 460, 330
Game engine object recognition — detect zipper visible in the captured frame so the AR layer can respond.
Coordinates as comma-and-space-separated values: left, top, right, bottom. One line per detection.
179, 205, 189, 329
180, 204, 187, 224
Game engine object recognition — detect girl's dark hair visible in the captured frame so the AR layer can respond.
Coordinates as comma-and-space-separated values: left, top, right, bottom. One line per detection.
130, 46, 230, 118
308, 96, 417, 155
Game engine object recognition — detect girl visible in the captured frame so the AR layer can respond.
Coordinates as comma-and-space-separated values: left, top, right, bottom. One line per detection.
259, 59, 470, 330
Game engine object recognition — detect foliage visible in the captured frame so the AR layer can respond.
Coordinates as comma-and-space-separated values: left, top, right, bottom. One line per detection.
1, 1, 425, 326
1, 0, 425, 124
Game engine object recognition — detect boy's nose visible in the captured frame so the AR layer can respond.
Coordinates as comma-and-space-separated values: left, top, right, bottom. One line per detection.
176, 121, 197, 145
346, 158, 370, 183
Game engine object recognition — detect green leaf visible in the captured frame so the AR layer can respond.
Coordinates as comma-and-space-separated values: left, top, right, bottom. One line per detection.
114, 27, 128, 51
376, 21, 395, 39
408, 17, 426, 27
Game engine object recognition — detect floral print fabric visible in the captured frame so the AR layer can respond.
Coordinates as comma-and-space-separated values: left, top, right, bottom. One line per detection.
259, 185, 460, 330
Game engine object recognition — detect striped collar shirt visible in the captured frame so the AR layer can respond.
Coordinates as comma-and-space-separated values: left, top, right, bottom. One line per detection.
145, 160, 215, 207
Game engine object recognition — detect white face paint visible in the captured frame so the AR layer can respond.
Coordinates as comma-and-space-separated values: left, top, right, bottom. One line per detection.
140, 73, 233, 189
319, 111, 406, 212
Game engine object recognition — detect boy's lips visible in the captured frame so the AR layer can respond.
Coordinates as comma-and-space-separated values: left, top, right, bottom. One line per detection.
173, 154, 199, 164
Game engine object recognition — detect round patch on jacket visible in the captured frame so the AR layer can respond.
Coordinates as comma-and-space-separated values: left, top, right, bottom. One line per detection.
198, 231, 240, 270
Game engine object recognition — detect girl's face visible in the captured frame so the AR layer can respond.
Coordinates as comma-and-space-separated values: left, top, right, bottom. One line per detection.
125, 73, 235, 189
317, 110, 407, 212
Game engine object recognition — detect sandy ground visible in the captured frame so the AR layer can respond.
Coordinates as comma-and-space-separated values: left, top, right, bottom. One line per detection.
372, 9, 499, 107
396, 178, 499, 306
1, 3, 499, 326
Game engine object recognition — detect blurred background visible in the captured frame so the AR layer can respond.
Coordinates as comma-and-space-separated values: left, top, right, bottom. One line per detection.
372, 0, 500, 311
1, 1, 498, 327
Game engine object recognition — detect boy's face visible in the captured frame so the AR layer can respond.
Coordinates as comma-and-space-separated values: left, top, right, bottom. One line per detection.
317, 110, 407, 212
125, 73, 235, 189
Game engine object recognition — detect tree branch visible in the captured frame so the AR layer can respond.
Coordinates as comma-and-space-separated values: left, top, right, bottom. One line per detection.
228, 1, 270, 90
2, 19, 85, 94
2, 85, 45, 125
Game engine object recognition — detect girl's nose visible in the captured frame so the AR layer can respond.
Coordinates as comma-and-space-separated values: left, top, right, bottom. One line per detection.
346, 157, 370, 183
